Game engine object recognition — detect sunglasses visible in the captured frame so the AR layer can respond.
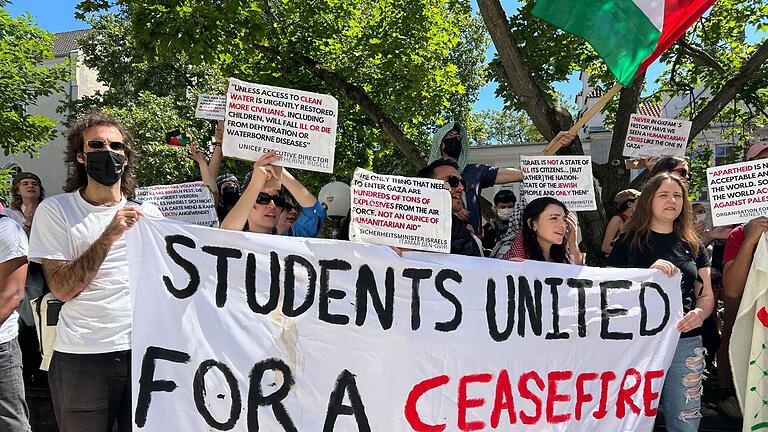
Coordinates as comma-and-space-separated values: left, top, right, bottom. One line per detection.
283, 202, 295, 212
255, 192, 286, 208
672, 169, 690, 180
87, 139, 125, 151
445, 175, 467, 189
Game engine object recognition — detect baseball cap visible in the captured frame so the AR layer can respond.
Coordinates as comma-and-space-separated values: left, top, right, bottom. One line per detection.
747, 140, 768, 161
614, 189, 640, 204
12, 172, 42, 187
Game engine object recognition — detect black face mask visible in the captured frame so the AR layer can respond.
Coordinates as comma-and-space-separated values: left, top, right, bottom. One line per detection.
442, 136, 462, 159
85, 151, 124, 187
221, 187, 239, 206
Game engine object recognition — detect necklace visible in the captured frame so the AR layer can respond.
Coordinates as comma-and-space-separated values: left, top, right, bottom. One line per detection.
80, 189, 120, 207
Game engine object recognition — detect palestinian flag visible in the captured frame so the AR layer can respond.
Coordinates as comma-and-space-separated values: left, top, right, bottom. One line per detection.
532, 0, 718, 86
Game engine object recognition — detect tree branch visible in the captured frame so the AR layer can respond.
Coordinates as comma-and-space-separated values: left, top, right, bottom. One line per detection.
677, 38, 726, 75
253, 44, 427, 167
690, 39, 768, 140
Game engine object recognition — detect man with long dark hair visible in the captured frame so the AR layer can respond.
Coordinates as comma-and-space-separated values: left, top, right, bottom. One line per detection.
28, 110, 160, 431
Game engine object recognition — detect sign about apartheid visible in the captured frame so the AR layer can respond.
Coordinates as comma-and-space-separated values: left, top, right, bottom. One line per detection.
349, 168, 451, 253
520, 155, 597, 211
222, 78, 337, 173
707, 159, 768, 226
127, 217, 682, 431
195, 94, 227, 121
135, 182, 218, 227
623, 114, 692, 159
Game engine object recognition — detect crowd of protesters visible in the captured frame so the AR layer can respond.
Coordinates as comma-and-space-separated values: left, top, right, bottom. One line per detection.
0, 109, 767, 432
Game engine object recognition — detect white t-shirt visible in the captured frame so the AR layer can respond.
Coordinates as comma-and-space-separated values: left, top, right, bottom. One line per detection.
0, 216, 28, 344
28, 191, 161, 354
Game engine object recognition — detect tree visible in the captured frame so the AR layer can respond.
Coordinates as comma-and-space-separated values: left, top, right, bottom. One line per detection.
478, 0, 768, 262
0, 1, 68, 156
468, 109, 544, 146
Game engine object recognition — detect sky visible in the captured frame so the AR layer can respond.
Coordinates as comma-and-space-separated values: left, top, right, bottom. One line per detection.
8, 0, 759, 113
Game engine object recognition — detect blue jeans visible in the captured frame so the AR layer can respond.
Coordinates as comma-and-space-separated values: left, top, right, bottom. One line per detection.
0, 338, 31, 432
660, 335, 705, 432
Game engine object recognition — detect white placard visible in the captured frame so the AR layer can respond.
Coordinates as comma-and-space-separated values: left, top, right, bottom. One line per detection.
128, 217, 682, 432
623, 114, 691, 159
349, 168, 451, 253
135, 181, 218, 227
222, 78, 337, 173
195, 94, 227, 120
707, 159, 768, 226
521, 156, 597, 211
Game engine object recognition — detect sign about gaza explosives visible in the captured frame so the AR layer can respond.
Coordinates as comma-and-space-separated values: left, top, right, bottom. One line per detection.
127, 217, 682, 432
349, 168, 452, 253
222, 78, 338, 173
520, 156, 597, 211
195, 94, 227, 121
623, 114, 692, 159
707, 159, 768, 226
135, 182, 218, 227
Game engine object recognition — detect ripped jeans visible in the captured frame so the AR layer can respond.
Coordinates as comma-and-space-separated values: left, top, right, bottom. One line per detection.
660, 336, 705, 432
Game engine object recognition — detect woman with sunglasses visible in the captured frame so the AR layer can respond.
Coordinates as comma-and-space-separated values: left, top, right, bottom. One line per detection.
221, 151, 285, 234
502, 197, 583, 264
647, 156, 690, 181
607, 172, 713, 432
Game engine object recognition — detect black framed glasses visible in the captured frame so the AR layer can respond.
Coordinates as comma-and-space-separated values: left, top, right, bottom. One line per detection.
87, 139, 125, 151
445, 175, 467, 189
255, 192, 286, 208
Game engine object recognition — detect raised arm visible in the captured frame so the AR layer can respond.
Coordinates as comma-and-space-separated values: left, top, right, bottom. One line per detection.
189, 142, 219, 206
209, 120, 224, 179
280, 168, 318, 208
220, 151, 280, 231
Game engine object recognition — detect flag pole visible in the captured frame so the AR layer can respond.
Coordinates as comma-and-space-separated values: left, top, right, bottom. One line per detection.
543, 82, 624, 155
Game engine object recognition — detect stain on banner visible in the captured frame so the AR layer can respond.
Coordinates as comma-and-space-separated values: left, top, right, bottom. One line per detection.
222, 78, 338, 173
127, 218, 683, 431
707, 159, 768, 226
521, 156, 597, 211
349, 168, 451, 253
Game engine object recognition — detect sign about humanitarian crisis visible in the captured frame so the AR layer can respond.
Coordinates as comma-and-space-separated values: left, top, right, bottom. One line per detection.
135, 182, 218, 227
194, 94, 227, 121
707, 159, 768, 226
349, 168, 452, 253
222, 78, 338, 173
623, 114, 691, 159
127, 217, 682, 431
520, 155, 597, 211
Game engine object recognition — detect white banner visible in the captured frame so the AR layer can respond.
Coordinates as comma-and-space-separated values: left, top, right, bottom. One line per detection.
195, 94, 227, 120
623, 114, 691, 159
707, 159, 768, 226
128, 218, 682, 432
222, 78, 337, 173
521, 156, 597, 211
349, 168, 451, 253
135, 182, 218, 227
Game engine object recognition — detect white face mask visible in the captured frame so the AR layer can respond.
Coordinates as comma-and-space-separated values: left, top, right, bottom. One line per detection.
497, 207, 514, 221
694, 213, 706, 223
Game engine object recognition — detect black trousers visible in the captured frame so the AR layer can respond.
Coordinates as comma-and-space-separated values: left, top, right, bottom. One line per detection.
49, 350, 131, 432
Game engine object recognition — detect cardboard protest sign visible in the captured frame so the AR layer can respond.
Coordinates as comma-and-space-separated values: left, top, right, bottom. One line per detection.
623, 114, 691, 159
128, 217, 682, 432
222, 78, 338, 173
707, 159, 768, 226
349, 168, 451, 253
195, 94, 227, 120
521, 155, 597, 211
135, 182, 218, 227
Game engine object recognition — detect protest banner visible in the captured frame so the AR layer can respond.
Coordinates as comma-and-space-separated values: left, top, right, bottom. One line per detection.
135, 182, 218, 227
623, 114, 691, 159
729, 233, 768, 432
195, 94, 227, 121
349, 168, 451, 253
520, 156, 597, 211
222, 78, 338, 173
707, 159, 768, 226
127, 217, 682, 431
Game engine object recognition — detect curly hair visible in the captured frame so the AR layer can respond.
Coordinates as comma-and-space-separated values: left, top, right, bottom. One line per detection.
521, 197, 570, 264
64, 109, 138, 198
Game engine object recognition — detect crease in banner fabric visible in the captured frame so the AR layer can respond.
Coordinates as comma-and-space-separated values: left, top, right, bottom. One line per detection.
127, 217, 683, 431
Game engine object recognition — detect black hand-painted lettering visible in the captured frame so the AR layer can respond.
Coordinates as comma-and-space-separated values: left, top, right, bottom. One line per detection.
600, 280, 633, 340
402, 268, 432, 331
245, 252, 279, 314
567, 278, 593, 337
163, 234, 200, 299
323, 369, 371, 432
517, 277, 543, 337
544, 278, 568, 340
319, 259, 352, 325
434, 269, 462, 332
355, 265, 394, 329
135, 346, 190, 427
640, 281, 670, 336
486, 276, 516, 342
282, 255, 317, 317
248, 358, 297, 432
193, 360, 241, 430
201, 246, 243, 308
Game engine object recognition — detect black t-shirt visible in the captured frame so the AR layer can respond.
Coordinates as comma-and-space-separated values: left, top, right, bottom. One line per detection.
451, 216, 481, 257
606, 230, 710, 338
